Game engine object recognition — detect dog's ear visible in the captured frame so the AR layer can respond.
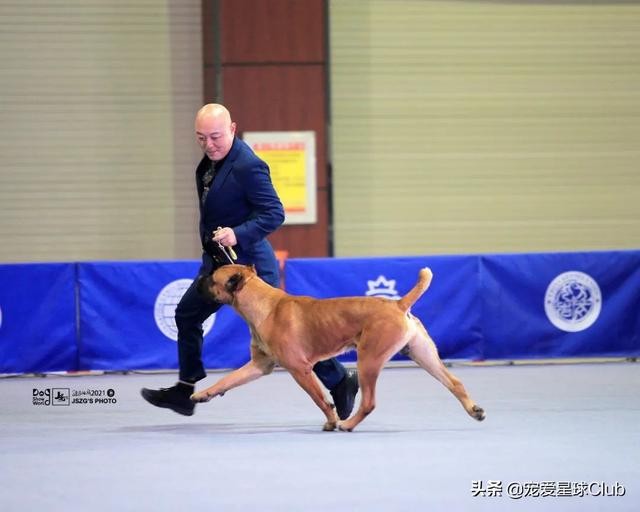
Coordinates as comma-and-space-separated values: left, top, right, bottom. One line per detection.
225, 272, 244, 294
249, 264, 257, 275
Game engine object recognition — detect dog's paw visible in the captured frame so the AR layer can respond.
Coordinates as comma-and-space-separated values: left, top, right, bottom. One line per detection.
337, 421, 354, 432
471, 405, 486, 421
322, 421, 337, 432
190, 392, 211, 403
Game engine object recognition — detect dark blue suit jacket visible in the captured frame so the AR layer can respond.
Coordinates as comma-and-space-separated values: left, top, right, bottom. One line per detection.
196, 137, 285, 285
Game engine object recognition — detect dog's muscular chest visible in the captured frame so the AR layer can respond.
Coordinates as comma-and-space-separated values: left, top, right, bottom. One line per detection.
250, 326, 276, 358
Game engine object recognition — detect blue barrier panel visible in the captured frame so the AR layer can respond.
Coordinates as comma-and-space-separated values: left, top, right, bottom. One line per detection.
284, 256, 483, 361
0, 263, 77, 374
78, 261, 250, 371
5, 250, 636, 375
480, 251, 640, 359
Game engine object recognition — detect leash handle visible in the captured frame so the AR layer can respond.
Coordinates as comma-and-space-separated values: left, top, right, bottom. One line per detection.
214, 227, 238, 264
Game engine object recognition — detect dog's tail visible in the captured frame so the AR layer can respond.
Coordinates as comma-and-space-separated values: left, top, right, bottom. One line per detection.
397, 267, 433, 312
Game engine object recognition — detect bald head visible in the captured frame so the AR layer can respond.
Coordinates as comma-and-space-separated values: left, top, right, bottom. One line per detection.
196, 103, 231, 126
195, 103, 237, 162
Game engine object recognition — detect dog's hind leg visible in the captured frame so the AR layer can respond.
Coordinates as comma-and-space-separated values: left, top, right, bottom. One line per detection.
405, 320, 485, 422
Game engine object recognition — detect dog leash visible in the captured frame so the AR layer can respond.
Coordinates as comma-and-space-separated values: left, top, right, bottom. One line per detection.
214, 226, 238, 264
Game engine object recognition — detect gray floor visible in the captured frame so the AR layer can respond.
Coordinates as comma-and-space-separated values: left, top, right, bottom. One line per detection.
1, 362, 638, 511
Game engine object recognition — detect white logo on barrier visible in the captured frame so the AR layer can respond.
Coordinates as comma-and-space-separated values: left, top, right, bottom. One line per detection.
544, 271, 602, 332
365, 275, 401, 300
154, 279, 215, 341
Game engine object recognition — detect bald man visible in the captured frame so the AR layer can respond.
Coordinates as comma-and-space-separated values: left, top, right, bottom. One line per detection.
141, 104, 359, 418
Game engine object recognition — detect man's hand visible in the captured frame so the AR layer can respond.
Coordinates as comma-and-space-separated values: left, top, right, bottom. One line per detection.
213, 227, 237, 247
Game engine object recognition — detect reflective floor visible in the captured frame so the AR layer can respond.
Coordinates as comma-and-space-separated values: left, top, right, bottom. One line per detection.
1, 362, 638, 511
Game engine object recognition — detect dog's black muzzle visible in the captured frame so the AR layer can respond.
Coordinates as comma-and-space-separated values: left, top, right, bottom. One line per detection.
196, 273, 218, 303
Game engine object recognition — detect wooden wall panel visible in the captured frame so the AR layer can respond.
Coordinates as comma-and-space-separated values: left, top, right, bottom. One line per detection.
222, 65, 328, 189
201, 0, 218, 102
220, 0, 324, 63
202, 0, 329, 257
202, 67, 218, 104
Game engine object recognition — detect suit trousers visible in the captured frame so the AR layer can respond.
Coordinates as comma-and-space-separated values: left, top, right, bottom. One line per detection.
176, 270, 347, 390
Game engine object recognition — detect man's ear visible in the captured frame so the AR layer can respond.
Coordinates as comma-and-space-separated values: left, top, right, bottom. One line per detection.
225, 272, 244, 294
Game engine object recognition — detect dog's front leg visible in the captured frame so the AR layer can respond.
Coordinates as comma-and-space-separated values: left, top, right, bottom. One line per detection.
288, 367, 339, 431
191, 360, 267, 403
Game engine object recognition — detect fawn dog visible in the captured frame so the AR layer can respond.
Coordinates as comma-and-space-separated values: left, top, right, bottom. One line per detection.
191, 264, 485, 431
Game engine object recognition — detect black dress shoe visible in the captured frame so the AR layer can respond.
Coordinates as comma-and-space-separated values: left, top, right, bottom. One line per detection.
330, 369, 359, 420
140, 383, 195, 416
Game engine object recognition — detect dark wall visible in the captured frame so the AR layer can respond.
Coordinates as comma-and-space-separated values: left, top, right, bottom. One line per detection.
202, 0, 329, 257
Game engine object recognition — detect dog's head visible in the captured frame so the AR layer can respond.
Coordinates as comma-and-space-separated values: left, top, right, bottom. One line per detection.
196, 264, 257, 304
